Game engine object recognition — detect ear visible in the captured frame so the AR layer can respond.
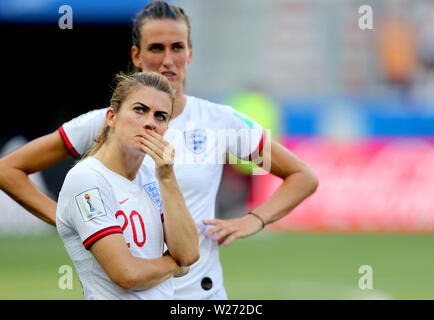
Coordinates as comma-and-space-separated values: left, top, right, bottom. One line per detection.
187, 45, 193, 65
131, 46, 143, 70
106, 107, 116, 129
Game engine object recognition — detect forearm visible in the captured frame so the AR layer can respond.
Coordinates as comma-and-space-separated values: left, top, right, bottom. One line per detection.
203, 139, 318, 247
91, 233, 182, 291
0, 131, 72, 226
0, 166, 57, 226
159, 173, 199, 266
252, 169, 318, 225
125, 255, 180, 290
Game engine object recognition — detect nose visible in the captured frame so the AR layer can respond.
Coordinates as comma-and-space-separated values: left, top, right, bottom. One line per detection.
142, 114, 157, 132
162, 48, 174, 68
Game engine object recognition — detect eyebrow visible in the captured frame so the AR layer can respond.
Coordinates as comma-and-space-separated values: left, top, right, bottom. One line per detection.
133, 102, 148, 108
147, 43, 164, 48
147, 41, 185, 47
132, 102, 170, 115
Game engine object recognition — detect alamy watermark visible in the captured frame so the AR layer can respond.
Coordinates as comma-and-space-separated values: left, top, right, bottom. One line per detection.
359, 5, 373, 30
58, 5, 372, 31
58, 264, 73, 290
358, 265, 373, 290
162, 122, 272, 175
58, 5, 73, 30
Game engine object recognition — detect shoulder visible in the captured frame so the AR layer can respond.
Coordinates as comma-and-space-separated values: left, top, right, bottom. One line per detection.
60, 158, 108, 199
66, 108, 108, 127
60, 108, 109, 157
187, 95, 233, 112
187, 95, 262, 132
66, 157, 102, 180
186, 95, 236, 121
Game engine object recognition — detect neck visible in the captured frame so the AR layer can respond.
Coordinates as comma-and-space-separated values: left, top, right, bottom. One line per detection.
94, 140, 143, 181
171, 87, 187, 120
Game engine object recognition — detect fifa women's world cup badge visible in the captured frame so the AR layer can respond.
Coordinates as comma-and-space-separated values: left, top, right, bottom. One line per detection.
84, 193, 95, 212
184, 129, 207, 163
75, 188, 107, 222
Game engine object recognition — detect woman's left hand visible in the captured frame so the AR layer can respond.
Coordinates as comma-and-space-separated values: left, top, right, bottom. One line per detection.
202, 214, 264, 246
140, 129, 175, 180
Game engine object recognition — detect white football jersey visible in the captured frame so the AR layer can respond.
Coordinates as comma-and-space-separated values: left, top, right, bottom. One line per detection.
60, 95, 265, 299
56, 157, 171, 300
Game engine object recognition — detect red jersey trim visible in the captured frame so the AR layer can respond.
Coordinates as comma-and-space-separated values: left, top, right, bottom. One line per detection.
83, 226, 123, 250
247, 129, 266, 161
58, 126, 80, 159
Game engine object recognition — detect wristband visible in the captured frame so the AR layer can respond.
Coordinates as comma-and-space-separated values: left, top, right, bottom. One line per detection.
248, 211, 265, 229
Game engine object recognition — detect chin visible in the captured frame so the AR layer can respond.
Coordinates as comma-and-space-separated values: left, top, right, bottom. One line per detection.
129, 142, 146, 156
169, 79, 180, 91
133, 148, 147, 158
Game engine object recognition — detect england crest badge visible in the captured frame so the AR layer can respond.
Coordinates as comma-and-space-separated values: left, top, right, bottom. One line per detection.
143, 182, 162, 209
184, 129, 207, 155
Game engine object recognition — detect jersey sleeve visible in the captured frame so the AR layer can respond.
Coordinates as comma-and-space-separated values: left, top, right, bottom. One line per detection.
219, 105, 266, 160
58, 108, 108, 158
62, 168, 122, 250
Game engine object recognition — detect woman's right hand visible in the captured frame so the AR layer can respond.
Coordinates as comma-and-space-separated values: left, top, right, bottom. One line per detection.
140, 129, 175, 180
173, 266, 190, 278
163, 250, 190, 278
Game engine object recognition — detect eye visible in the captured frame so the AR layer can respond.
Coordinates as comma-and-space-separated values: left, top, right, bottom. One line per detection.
172, 43, 184, 51
134, 106, 145, 113
148, 44, 164, 52
155, 113, 167, 121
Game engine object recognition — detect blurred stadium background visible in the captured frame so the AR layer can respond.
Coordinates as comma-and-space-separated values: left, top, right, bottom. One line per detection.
1, 0, 434, 299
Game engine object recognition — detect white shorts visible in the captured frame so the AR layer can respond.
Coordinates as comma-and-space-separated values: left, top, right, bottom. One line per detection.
207, 286, 228, 300
173, 284, 228, 300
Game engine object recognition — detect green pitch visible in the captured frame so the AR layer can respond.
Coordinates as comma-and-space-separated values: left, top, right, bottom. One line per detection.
1, 231, 434, 299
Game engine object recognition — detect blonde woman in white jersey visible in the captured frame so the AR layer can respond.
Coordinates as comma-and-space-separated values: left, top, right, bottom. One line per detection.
56, 72, 199, 299
0, 1, 318, 299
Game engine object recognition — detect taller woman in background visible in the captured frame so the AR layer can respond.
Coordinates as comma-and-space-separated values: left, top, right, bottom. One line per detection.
0, 1, 318, 299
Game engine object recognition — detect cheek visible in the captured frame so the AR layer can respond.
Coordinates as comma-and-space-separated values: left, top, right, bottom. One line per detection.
119, 117, 140, 135
155, 122, 169, 136
142, 53, 162, 71
175, 55, 189, 70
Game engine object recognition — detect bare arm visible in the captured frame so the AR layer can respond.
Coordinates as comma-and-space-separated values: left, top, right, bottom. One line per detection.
159, 171, 199, 266
90, 233, 184, 290
204, 136, 319, 246
141, 129, 199, 266
0, 131, 73, 226
249, 138, 319, 225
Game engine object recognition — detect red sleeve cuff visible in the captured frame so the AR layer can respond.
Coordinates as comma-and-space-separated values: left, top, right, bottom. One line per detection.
58, 126, 80, 159
83, 226, 123, 250
247, 129, 266, 161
